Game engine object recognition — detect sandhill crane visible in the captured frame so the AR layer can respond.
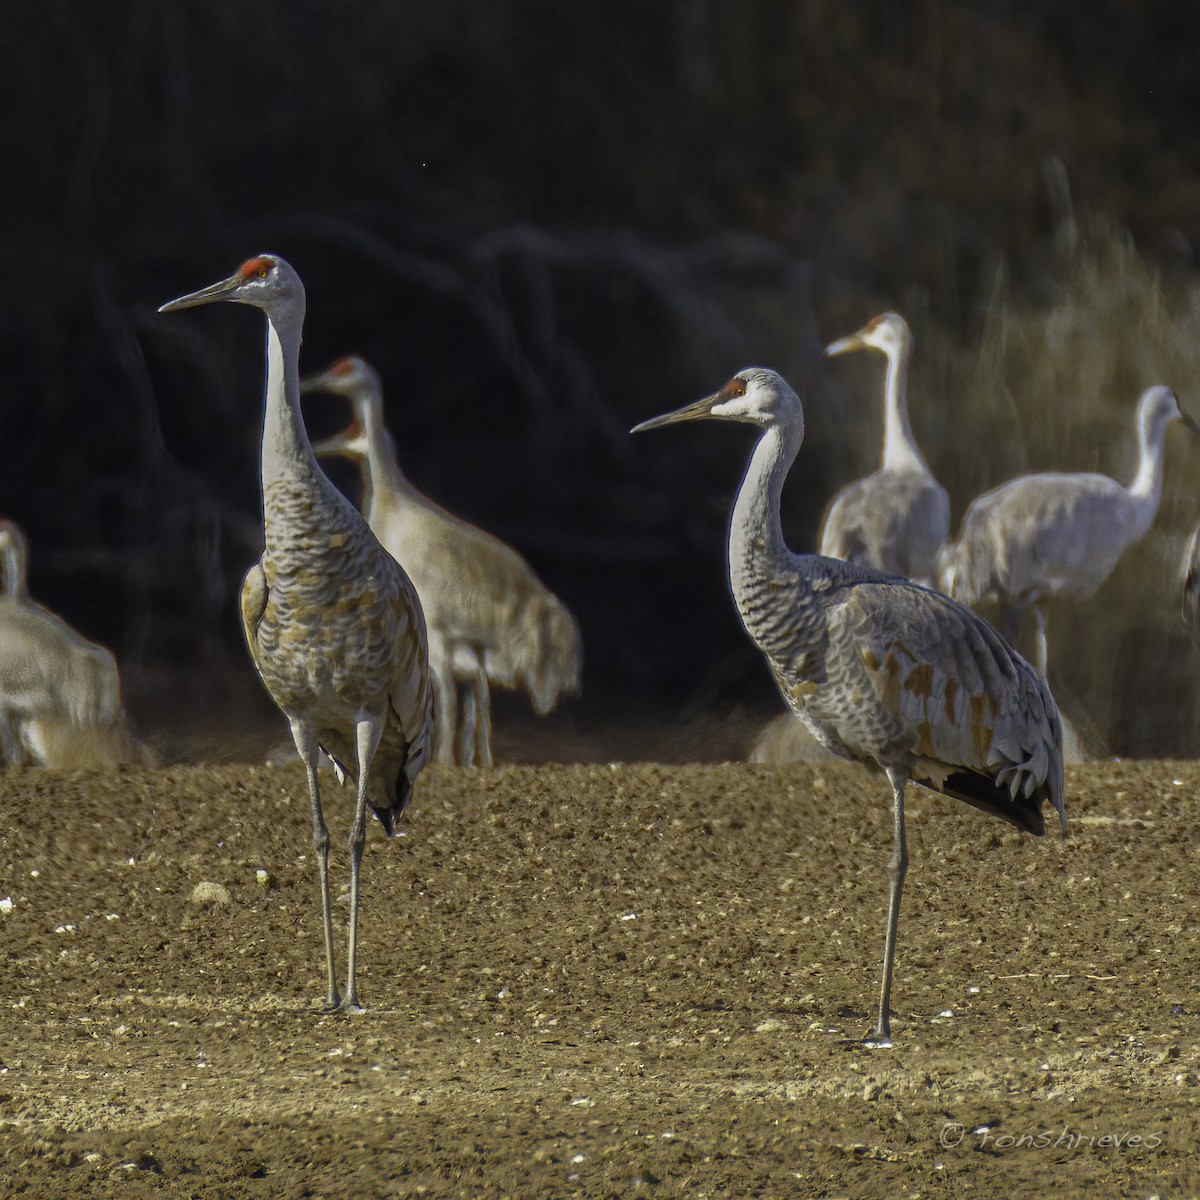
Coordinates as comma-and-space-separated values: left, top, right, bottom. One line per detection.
0, 518, 144, 767
633, 368, 1064, 1044
159, 256, 434, 1013
302, 355, 582, 767
820, 313, 949, 586
941, 385, 1196, 677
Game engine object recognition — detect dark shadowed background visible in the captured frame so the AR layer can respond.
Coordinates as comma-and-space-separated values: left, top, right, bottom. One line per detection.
6, 1, 1200, 760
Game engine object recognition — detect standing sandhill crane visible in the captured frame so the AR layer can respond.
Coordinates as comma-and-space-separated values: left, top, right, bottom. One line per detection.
941, 385, 1196, 677
0, 518, 139, 767
820, 313, 949, 586
302, 355, 582, 767
159, 256, 434, 1013
632, 368, 1065, 1044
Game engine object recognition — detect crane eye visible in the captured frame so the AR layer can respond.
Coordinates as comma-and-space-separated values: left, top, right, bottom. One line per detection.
257, 267, 269, 280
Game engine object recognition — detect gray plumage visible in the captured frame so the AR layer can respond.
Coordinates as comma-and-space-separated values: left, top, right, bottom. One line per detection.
304, 355, 582, 768
819, 313, 949, 586
0, 518, 138, 767
633, 367, 1064, 1043
160, 256, 433, 1013
941, 385, 1196, 675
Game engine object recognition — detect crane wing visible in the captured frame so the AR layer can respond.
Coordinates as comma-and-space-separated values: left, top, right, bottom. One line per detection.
819, 578, 1065, 831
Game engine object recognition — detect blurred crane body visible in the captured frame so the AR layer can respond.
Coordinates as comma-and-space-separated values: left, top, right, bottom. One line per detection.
160, 257, 433, 1013
0, 518, 141, 767
941, 385, 1195, 675
1181, 521, 1200, 628
304, 356, 582, 767
633, 368, 1064, 1043
820, 314, 949, 586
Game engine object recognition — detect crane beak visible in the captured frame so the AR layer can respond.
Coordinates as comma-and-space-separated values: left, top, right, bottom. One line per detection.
158, 272, 243, 313
299, 370, 334, 396
630, 391, 721, 434
311, 418, 364, 458
824, 332, 866, 358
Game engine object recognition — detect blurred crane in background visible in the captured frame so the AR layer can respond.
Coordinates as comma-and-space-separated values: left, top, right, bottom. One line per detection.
632, 367, 1064, 1043
159, 257, 434, 1013
941, 385, 1196, 677
819, 313, 949, 587
0, 519, 146, 768
304, 356, 582, 767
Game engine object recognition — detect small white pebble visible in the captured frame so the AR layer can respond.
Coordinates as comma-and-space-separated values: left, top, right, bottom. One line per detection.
571, 1154, 585, 1163
966, 986, 980, 994
54, 924, 76, 934
255, 869, 271, 889
29, 870, 39, 878
0, 897, 12, 915
620, 913, 638, 921
105, 913, 120, 921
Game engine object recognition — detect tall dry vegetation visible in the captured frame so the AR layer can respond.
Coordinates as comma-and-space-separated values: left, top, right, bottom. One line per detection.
894, 194, 1200, 754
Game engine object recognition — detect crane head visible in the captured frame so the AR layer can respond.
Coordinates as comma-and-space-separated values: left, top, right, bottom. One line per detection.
311, 415, 369, 461
825, 312, 911, 360
299, 356, 380, 400
631, 368, 803, 434
158, 254, 304, 315
1137, 385, 1199, 437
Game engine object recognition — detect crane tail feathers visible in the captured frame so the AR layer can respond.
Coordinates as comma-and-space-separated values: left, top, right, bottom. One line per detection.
924, 769, 1051, 836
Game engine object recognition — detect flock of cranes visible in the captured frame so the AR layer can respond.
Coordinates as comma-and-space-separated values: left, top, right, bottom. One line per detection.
1, 255, 1194, 1034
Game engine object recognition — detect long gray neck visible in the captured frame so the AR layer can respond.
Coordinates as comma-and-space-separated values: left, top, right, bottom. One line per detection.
727, 420, 823, 665
260, 306, 330, 536
1127, 410, 1170, 534
356, 385, 417, 512
881, 335, 928, 473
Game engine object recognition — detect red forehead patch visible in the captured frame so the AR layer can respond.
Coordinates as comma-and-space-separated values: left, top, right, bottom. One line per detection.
239, 255, 274, 280
718, 376, 747, 401
330, 358, 356, 377
865, 314, 885, 331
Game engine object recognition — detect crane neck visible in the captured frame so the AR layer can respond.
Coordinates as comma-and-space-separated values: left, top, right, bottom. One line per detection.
880, 337, 928, 474
0, 537, 27, 601
727, 417, 826, 664
260, 303, 325, 510
355, 386, 417, 505
1127, 407, 1171, 520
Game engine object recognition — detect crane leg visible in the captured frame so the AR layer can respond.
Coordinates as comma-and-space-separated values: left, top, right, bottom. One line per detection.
873, 768, 909, 1043
1032, 604, 1049, 678
457, 680, 478, 767
343, 714, 383, 1012
290, 717, 339, 1012
473, 663, 493, 768
431, 657, 456, 765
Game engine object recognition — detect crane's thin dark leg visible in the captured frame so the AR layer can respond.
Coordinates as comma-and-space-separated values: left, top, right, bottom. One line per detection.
290, 718, 339, 1011
473, 663, 493, 768
343, 715, 382, 1012
873, 768, 909, 1043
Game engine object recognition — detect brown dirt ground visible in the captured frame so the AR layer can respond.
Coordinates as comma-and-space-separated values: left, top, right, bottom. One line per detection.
1, 759, 1199, 1198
